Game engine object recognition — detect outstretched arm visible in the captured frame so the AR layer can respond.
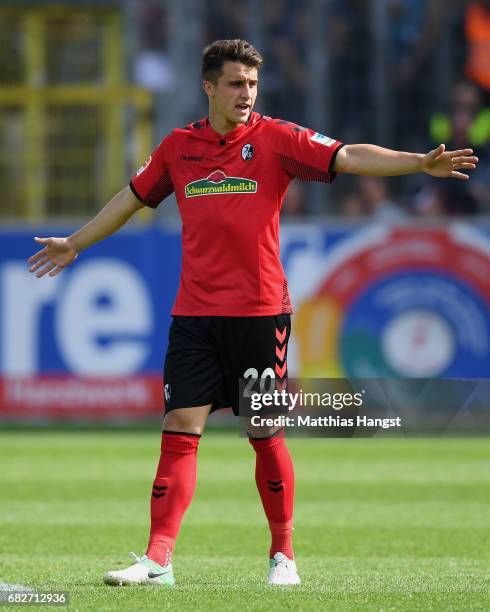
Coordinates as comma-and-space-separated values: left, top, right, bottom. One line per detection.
334, 143, 478, 180
28, 186, 144, 278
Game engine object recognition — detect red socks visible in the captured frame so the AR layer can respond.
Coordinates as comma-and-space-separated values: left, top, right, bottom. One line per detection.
249, 435, 295, 559
146, 431, 200, 566
146, 431, 294, 565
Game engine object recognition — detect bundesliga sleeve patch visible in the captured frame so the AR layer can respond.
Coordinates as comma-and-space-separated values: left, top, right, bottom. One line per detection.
310, 132, 336, 147
136, 155, 152, 176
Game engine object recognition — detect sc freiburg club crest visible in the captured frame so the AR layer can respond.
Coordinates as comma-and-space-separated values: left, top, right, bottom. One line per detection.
242, 143, 254, 161
185, 170, 257, 198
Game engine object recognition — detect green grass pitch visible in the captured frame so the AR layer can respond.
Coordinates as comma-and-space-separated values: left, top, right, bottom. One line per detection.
0, 431, 489, 611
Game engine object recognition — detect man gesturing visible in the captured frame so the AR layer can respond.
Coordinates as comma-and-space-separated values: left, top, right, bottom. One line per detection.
29, 39, 478, 587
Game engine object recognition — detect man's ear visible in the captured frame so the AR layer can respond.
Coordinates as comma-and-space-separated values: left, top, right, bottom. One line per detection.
203, 80, 215, 97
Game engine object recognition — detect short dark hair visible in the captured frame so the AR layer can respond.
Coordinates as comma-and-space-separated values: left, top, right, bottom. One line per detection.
202, 39, 263, 83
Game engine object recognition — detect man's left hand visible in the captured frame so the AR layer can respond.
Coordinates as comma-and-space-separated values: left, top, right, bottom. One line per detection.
422, 144, 479, 180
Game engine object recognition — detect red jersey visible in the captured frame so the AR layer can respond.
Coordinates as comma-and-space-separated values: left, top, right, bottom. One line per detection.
130, 112, 343, 316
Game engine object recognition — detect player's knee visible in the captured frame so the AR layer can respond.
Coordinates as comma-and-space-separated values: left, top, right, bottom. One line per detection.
163, 405, 210, 435
246, 423, 284, 439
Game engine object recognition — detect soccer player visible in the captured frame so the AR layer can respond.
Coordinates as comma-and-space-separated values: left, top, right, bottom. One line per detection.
28, 39, 478, 587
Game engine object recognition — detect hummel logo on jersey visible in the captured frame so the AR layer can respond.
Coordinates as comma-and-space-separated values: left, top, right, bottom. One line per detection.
185, 170, 257, 198
181, 154, 203, 161
242, 143, 254, 160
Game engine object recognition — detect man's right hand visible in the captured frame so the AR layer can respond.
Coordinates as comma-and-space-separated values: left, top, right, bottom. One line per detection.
28, 236, 79, 278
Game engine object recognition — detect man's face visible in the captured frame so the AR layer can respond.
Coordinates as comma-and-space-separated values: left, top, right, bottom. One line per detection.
204, 61, 258, 128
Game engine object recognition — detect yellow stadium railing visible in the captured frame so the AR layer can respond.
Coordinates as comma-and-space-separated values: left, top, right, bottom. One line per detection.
0, 6, 152, 221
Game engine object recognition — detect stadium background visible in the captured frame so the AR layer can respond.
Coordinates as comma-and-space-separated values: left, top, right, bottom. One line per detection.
0, 3, 489, 610
0, 0, 489, 424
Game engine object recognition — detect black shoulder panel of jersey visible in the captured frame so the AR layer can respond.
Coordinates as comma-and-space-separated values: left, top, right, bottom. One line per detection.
273, 119, 307, 132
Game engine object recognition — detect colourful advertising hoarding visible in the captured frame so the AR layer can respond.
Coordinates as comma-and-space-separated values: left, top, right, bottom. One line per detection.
283, 224, 490, 379
1, 222, 489, 422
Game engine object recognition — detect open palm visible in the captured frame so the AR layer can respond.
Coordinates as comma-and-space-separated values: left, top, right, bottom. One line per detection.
28, 237, 79, 278
422, 144, 479, 180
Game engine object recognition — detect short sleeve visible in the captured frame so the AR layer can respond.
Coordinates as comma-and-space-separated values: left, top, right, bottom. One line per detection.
129, 135, 174, 208
270, 120, 344, 183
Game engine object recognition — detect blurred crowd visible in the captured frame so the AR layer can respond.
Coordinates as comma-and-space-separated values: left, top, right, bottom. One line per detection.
131, 0, 490, 217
